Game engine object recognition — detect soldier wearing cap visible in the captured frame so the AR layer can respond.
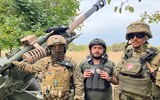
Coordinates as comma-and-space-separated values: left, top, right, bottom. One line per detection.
114, 21, 160, 100
13, 35, 84, 100
79, 38, 118, 100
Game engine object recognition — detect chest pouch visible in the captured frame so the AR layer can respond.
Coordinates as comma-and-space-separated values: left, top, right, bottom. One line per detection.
120, 57, 142, 76
85, 65, 110, 90
41, 65, 70, 99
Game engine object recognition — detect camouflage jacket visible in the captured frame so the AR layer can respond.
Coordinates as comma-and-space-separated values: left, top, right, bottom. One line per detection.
13, 56, 84, 100
114, 44, 160, 98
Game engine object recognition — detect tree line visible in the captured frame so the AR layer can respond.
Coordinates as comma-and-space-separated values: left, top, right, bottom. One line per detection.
0, 0, 159, 52
68, 42, 160, 52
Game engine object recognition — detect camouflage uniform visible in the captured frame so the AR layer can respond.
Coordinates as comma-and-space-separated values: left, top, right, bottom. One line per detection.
114, 21, 160, 100
13, 35, 84, 100
80, 38, 115, 100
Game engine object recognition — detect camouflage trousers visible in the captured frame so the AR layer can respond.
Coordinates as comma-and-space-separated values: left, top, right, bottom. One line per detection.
119, 92, 160, 100
43, 96, 69, 100
43, 92, 70, 100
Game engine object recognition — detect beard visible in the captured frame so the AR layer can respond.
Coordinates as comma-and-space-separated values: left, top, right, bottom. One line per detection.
51, 50, 65, 62
91, 53, 103, 59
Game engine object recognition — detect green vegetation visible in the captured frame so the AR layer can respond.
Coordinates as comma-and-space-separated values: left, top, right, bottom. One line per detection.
68, 42, 125, 52
108, 42, 126, 52
0, 0, 80, 49
68, 43, 88, 52
157, 46, 160, 51
68, 42, 160, 52
113, 0, 160, 24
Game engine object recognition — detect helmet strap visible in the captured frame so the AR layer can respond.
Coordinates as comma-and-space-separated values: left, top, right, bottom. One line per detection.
125, 40, 131, 50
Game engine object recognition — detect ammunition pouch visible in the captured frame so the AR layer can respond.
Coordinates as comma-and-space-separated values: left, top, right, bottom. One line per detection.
124, 49, 133, 60
69, 89, 74, 100
140, 47, 158, 64
156, 71, 160, 87
119, 47, 160, 98
120, 55, 144, 77
120, 63, 142, 76
41, 64, 71, 100
119, 74, 152, 96
43, 87, 70, 100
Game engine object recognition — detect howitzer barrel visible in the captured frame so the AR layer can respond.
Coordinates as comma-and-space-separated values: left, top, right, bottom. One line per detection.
19, 0, 106, 64
67, 0, 106, 34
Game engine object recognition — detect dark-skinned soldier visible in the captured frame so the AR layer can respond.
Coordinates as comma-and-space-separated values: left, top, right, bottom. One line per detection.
13, 35, 84, 100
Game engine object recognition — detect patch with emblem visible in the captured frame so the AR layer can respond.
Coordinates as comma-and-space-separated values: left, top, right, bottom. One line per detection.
126, 64, 134, 70
96, 68, 100, 74
47, 67, 53, 75
47, 67, 52, 71
90, 68, 95, 74
47, 72, 52, 75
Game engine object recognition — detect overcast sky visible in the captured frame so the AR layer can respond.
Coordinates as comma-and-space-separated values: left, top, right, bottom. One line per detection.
73, 0, 160, 46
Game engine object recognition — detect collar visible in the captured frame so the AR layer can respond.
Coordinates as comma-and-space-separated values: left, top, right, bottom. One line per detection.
131, 44, 148, 54
86, 54, 108, 65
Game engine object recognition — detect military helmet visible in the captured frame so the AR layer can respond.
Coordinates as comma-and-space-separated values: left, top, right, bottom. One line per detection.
47, 35, 66, 47
89, 38, 106, 50
126, 21, 152, 40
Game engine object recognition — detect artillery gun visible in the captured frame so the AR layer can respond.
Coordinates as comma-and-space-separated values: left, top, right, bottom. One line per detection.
0, 0, 106, 99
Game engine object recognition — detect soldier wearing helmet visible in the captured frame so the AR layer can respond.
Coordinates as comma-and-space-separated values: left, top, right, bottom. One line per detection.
79, 38, 118, 100
13, 35, 84, 100
114, 21, 160, 100
47, 35, 67, 62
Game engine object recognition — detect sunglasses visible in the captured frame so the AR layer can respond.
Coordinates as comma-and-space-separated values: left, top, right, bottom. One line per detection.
127, 33, 145, 40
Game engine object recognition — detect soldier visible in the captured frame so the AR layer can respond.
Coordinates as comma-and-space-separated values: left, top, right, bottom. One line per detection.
79, 38, 118, 100
114, 21, 160, 100
13, 35, 84, 100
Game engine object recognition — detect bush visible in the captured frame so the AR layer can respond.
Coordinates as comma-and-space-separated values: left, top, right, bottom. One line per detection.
68, 42, 127, 52
157, 46, 160, 51
108, 42, 126, 52
68, 43, 87, 51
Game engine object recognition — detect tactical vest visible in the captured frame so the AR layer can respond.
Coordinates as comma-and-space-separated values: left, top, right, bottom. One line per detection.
119, 48, 160, 98
41, 63, 70, 99
81, 60, 114, 90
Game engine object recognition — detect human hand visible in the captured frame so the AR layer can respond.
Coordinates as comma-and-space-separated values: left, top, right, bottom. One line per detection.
74, 95, 83, 100
12, 61, 20, 67
99, 70, 111, 81
83, 70, 92, 78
